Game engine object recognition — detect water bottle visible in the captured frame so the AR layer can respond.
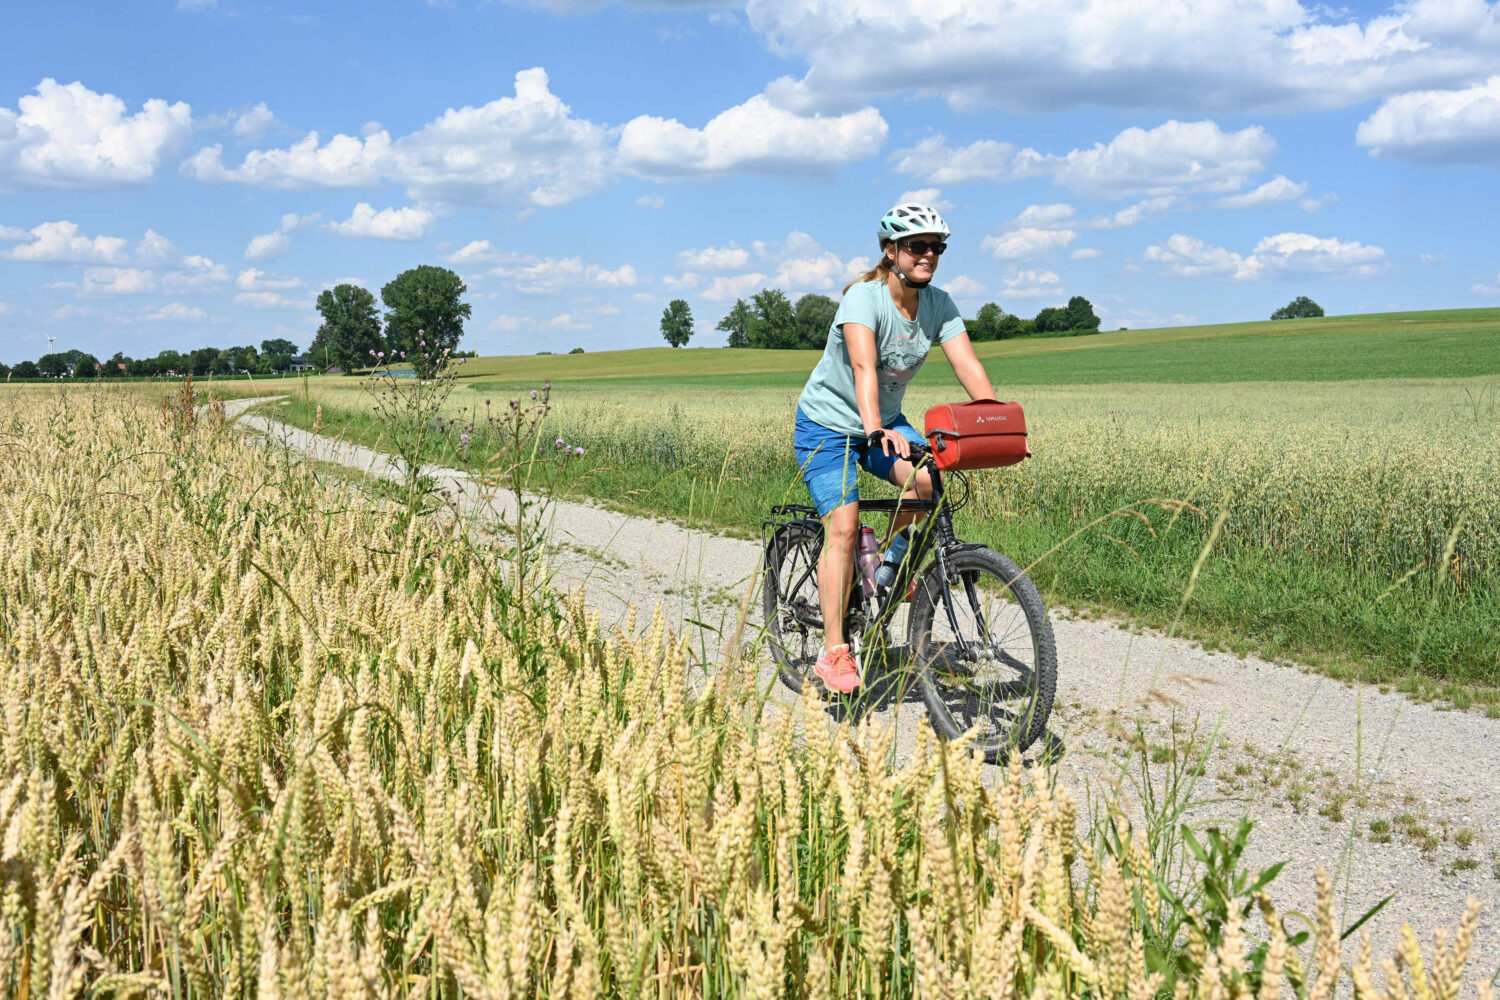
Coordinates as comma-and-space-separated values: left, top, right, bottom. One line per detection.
856, 526, 881, 596
875, 528, 911, 588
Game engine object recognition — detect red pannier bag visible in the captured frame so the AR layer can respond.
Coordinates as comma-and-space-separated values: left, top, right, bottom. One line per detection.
923, 399, 1030, 471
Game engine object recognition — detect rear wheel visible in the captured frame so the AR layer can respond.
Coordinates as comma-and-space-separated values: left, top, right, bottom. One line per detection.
907, 546, 1056, 760
762, 521, 825, 693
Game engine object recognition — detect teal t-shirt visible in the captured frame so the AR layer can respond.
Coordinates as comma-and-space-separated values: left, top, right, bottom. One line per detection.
797, 279, 966, 436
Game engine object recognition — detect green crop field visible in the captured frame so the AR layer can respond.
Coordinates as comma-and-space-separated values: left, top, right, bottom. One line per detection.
460, 308, 1500, 387
264, 308, 1500, 704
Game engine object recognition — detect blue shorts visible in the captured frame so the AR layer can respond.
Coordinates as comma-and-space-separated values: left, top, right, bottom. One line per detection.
793, 408, 926, 517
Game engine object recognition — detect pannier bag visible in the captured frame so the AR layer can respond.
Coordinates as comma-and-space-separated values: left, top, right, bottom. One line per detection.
923, 399, 1030, 471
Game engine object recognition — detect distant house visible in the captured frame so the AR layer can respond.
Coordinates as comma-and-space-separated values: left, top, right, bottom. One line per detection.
62, 363, 76, 377
288, 356, 315, 371
324, 365, 344, 376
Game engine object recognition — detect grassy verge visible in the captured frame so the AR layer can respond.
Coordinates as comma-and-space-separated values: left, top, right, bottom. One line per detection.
257, 393, 1500, 710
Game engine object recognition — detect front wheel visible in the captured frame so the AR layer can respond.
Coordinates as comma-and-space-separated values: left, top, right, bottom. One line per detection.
907, 546, 1056, 760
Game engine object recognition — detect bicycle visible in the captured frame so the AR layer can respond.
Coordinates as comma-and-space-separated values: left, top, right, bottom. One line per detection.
760, 440, 1057, 760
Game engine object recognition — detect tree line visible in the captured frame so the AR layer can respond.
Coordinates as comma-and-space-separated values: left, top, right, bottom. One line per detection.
1, 340, 304, 380
671, 289, 1104, 350
2, 265, 474, 381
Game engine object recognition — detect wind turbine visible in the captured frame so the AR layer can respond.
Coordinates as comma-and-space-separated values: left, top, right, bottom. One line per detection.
46, 334, 56, 353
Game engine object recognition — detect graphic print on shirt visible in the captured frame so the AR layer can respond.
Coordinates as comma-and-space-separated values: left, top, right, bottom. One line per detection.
878, 336, 928, 394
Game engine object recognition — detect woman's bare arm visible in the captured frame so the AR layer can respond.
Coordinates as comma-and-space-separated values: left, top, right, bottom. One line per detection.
939, 332, 997, 400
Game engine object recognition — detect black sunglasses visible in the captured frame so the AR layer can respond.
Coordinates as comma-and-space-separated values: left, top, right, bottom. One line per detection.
899, 239, 947, 257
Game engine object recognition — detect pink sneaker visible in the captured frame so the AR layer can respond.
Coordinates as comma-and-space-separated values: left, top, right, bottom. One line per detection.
814, 644, 862, 694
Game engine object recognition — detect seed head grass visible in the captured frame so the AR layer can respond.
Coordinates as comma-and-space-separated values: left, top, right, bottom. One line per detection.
8, 384, 1480, 997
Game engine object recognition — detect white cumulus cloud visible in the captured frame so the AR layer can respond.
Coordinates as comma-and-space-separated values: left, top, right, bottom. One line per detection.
1247, 232, 1388, 278
1474, 272, 1500, 295
81, 267, 156, 294
617, 93, 887, 180
1000, 270, 1065, 299
0, 79, 192, 190
446, 240, 496, 264
1145, 231, 1387, 279
234, 290, 311, 309
1216, 175, 1310, 208
237, 268, 303, 291
701, 272, 769, 302
635, 194, 665, 209
1356, 75, 1500, 164
244, 211, 319, 260
943, 274, 985, 298
147, 302, 208, 322
546, 313, 592, 331
679, 243, 751, 270
495, 256, 638, 295
1070, 248, 1104, 259
982, 227, 1076, 261
232, 102, 278, 138
244, 232, 289, 260
184, 68, 614, 209
895, 187, 954, 211
161, 255, 230, 292
1143, 234, 1251, 278
326, 203, 435, 241
748, 0, 1500, 116
2, 220, 129, 263
894, 120, 1275, 199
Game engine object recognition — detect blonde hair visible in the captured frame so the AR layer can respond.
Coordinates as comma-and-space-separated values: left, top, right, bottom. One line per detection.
842, 245, 895, 294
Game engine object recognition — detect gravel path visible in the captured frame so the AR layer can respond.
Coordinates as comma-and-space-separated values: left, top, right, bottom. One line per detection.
230, 397, 1500, 985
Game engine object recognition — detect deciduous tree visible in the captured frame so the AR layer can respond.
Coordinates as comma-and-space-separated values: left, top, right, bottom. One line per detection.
1063, 295, 1101, 332
748, 288, 798, 349
381, 266, 471, 373
717, 299, 754, 348
1032, 306, 1067, 334
1271, 295, 1324, 320
660, 299, 694, 347
972, 302, 1003, 341
793, 293, 838, 349
313, 283, 384, 372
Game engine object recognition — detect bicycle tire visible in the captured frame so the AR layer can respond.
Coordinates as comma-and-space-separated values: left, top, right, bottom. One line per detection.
907, 546, 1056, 759
762, 520, 825, 693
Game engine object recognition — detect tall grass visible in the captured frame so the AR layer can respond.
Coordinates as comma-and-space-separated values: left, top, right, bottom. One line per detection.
273, 374, 1500, 696
0, 382, 1486, 997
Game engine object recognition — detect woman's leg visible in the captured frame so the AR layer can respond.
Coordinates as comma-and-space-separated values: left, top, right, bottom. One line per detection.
885, 459, 933, 536
818, 500, 860, 650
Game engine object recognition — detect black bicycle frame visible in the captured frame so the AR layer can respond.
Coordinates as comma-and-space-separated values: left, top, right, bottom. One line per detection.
767, 452, 988, 651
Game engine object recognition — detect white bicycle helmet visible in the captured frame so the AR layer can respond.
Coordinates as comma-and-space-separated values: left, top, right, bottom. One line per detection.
877, 202, 950, 253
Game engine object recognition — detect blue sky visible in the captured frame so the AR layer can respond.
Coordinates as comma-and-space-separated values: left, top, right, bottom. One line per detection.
3, 0, 1500, 365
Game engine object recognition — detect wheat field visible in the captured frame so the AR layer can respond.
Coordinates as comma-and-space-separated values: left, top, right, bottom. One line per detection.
0, 381, 1483, 998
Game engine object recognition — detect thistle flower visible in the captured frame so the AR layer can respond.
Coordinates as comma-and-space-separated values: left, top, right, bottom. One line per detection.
531, 390, 538, 399
573, 446, 584, 457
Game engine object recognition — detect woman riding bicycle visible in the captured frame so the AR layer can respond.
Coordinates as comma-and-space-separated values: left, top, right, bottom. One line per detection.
794, 202, 1000, 694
